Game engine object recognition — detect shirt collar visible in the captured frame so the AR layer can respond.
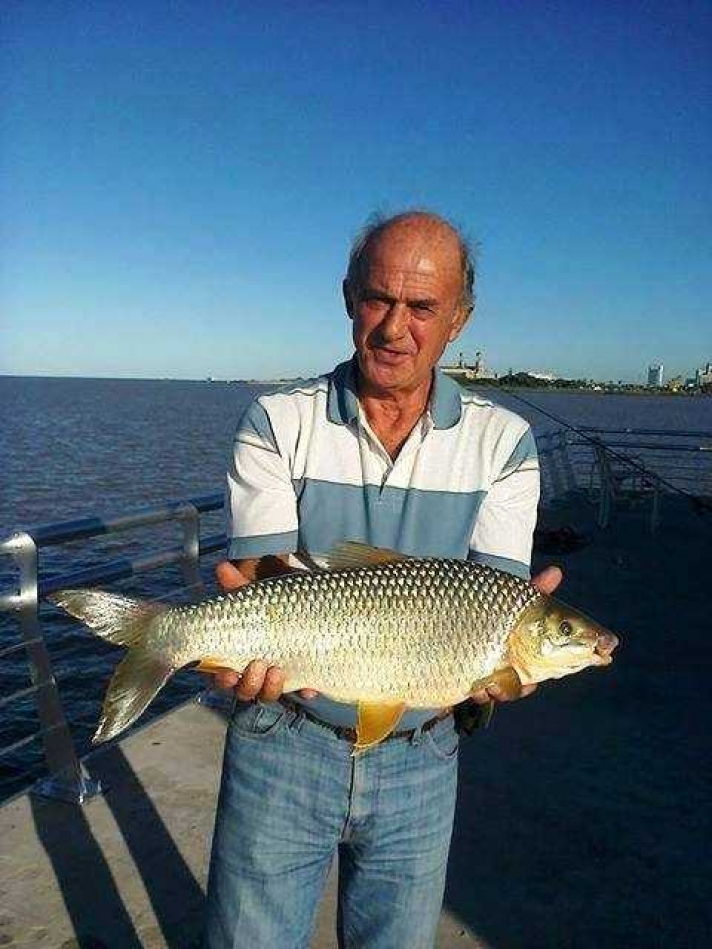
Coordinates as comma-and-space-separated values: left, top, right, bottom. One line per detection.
327, 358, 361, 425
327, 356, 462, 430
429, 366, 463, 429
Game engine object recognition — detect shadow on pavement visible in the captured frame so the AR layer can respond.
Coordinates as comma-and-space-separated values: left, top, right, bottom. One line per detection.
30, 785, 142, 949
30, 742, 207, 948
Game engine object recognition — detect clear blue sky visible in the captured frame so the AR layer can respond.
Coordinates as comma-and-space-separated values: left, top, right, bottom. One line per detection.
2, 1, 710, 383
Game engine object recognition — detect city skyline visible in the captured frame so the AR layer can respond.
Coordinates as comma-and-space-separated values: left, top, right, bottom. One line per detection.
2, 3, 710, 384
4, 353, 710, 388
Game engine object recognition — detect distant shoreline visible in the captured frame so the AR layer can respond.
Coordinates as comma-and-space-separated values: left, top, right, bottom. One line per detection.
0, 373, 292, 385
463, 382, 710, 398
1, 373, 709, 397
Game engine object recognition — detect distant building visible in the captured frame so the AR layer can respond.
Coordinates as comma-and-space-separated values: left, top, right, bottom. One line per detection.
526, 371, 558, 382
442, 350, 494, 380
647, 364, 664, 388
695, 362, 712, 387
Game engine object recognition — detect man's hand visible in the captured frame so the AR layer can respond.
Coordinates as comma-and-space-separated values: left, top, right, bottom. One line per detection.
469, 565, 563, 706
209, 559, 318, 702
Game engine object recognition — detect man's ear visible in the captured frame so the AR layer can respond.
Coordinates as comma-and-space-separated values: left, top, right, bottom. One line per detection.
447, 304, 474, 342
343, 279, 355, 320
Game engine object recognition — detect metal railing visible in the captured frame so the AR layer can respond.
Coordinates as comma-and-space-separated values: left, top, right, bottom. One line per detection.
537, 426, 712, 530
2, 428, 710, 804
0, 493, 226, 804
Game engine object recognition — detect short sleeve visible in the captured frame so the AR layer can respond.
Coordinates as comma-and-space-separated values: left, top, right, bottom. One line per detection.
468, 426, 540, 579
225, 399, 299, 559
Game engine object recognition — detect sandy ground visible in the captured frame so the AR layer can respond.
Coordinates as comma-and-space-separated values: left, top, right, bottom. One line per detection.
1, 490, 710, 948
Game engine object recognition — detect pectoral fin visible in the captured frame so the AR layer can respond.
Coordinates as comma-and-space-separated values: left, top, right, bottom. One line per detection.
194, 658, 237, 675
469, 666, 523, 700
354, 701, 406, 753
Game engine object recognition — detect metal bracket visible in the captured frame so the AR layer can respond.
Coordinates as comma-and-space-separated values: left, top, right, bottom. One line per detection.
32, 769, 104, 805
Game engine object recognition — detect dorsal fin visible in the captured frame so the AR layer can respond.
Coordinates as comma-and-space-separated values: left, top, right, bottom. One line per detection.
319, 541, 411, 572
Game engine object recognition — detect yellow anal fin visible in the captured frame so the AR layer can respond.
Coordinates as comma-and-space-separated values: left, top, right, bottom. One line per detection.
354, 701, 406, 754
469, 666, 523, 700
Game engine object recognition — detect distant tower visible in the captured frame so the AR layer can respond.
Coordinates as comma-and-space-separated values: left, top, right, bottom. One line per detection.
647, 364, 664, 387
458, 351, 464, 368
474, 351, 482, 377
696, 363, 712, 386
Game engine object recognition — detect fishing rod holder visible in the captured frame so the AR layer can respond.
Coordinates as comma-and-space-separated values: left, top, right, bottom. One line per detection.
0, 494, 226, 805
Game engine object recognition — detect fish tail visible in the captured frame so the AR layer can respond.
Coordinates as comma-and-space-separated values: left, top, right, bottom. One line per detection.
47, 588, 175, 743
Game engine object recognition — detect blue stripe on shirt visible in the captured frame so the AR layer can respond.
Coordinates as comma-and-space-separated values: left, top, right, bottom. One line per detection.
294, 478, 487, 559
467, 549, 531, 580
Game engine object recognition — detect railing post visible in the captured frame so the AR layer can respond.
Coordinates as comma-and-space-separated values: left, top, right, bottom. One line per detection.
547, 429, 566, 500
177, 503, 205, 594
0, 532, 102, 804
589, 442, 611, 528
557, 428, 577, 493
537, 431, 550, 504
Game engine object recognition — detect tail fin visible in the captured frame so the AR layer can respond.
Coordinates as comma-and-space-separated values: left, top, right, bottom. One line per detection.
47, 589, 163, 645
48, 588, 176, 743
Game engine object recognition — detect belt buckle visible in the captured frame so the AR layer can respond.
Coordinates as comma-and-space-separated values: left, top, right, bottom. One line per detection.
334, 724, 358, 742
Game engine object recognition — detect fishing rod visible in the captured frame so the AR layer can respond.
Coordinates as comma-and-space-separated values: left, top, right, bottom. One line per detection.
490, 386, 712, 517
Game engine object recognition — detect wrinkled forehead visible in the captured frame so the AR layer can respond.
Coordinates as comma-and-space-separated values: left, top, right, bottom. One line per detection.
360, 220, 463, 291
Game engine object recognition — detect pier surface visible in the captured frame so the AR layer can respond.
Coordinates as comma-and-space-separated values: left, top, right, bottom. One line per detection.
1, 493, 710, 948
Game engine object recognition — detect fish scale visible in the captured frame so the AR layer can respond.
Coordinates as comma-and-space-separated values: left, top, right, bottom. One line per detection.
48, 546, 617, 744
159, 558, 541, 707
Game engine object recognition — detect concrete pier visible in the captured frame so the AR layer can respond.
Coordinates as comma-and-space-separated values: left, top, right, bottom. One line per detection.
1, 494, 710, 948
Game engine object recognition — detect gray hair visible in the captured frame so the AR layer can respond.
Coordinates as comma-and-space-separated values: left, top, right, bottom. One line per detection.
345, 210, 477, 313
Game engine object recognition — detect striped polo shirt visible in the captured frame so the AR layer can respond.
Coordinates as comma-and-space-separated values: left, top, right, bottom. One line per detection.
226, 357, 540, 728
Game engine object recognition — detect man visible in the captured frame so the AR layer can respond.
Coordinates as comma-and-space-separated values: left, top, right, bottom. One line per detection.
203, 211, 561, 948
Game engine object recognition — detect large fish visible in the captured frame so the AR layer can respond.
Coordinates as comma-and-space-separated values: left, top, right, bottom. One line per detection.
48, 543, 618, 750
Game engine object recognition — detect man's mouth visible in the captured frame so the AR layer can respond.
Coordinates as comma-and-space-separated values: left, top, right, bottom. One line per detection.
372, 348, 412, 364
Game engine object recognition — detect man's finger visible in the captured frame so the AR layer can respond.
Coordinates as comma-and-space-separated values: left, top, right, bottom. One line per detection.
235, 659, 269, 700
470, 682, 538, 704
470, 688, 491, 705
259, 666, 286, 702
215, 560, 249, 592
532, 565, 563, 595
485, 682, 538, 703
214, 669, 240, 690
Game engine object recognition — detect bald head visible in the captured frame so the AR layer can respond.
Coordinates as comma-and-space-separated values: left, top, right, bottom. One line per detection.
345, 211, 476, 314
343, 211, 475, 399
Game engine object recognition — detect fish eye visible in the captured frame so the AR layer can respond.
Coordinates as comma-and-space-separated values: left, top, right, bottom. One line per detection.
559, 620, 573, 636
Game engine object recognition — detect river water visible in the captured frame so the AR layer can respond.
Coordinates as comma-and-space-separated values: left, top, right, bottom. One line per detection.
1, 375, 710, 799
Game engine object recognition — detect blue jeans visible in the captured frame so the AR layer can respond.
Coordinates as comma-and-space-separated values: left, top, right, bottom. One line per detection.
203, 699, 459, 948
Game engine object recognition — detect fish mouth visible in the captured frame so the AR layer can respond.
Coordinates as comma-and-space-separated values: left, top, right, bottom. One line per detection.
593, 631, 619, 665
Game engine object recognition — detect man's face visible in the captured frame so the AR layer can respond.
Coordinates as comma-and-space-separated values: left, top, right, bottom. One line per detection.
345, 221, 469, 396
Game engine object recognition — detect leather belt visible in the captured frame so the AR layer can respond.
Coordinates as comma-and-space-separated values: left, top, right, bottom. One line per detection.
278, 696, 452, 743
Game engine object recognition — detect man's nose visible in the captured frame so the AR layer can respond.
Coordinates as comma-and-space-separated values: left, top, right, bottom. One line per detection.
379, 303, 408, 339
